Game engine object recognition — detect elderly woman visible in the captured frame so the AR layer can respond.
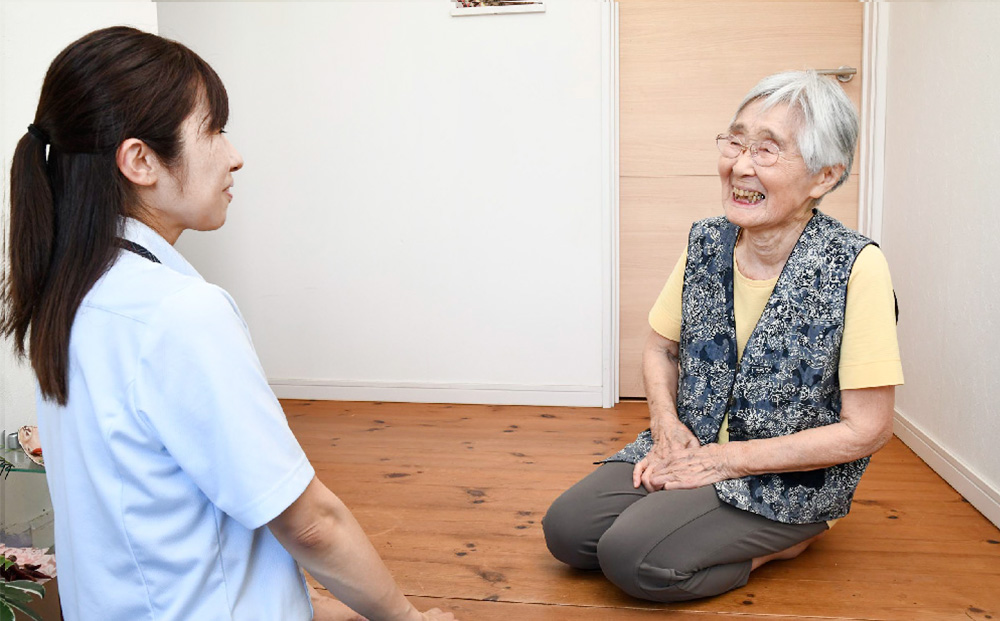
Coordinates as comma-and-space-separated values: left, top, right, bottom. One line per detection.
543, 71, 903, 602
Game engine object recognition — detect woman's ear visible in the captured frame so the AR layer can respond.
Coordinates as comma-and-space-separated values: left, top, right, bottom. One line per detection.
116, 138, 158, 187
809, 164, 846, 199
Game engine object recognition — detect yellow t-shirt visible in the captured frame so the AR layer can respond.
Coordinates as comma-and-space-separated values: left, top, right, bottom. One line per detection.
648, 244, 904, 444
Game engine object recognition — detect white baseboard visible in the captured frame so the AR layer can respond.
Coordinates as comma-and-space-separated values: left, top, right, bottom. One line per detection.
893, 410, 1000, 529
268, 378, 604, 408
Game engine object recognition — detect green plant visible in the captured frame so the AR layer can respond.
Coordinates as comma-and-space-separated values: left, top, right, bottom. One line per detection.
1, 556, 46, 621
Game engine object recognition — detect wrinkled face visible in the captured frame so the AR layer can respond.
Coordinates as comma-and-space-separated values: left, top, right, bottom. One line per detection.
719, 99, 830, 235
149, 99, 243, 242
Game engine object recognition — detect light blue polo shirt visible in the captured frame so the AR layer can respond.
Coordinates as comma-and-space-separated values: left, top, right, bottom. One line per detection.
36, 219, 315, 620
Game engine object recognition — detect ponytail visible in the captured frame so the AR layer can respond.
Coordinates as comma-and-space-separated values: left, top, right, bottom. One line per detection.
3, 130, 122, 405
3, 132, 55, 357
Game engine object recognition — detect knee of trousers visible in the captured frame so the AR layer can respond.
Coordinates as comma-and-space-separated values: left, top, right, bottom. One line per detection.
542, 494, 602, 570
596, 521, 693, 601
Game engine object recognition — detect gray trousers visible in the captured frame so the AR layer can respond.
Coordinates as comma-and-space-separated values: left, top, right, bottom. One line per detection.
543, 462, 828, 602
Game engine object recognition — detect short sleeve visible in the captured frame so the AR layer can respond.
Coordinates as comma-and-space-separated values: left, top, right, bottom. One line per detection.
133, 282, 314, 530
648, 250, 687, 342
839, 245, 905, 389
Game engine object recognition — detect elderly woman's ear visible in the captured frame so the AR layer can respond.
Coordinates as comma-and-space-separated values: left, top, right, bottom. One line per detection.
810, 164, 847, 200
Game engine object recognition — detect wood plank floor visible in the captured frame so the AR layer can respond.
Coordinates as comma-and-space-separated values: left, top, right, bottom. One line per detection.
286, 400, 1000, 620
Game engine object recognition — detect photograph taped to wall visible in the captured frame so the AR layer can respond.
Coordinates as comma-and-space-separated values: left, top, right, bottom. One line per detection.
451, 1, 545, 17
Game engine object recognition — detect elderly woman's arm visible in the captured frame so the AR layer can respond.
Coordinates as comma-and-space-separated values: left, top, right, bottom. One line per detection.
639, 385, 895, 491
728, 385, 895, 476
633, 331, 700, 489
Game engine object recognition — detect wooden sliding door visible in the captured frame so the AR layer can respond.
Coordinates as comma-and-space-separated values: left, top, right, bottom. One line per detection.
618, 1, 864, 397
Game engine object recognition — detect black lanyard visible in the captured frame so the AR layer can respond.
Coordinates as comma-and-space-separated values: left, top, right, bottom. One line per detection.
118, 239, 160, 264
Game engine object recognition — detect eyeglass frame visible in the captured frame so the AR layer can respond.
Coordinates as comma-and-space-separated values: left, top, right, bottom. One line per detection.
714, 133, 788, 167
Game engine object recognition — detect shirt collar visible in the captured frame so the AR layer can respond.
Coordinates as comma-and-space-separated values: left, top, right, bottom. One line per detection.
121, 218, 203, 281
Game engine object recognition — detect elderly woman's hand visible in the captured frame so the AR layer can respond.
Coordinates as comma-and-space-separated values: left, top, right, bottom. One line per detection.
632, 418, 700, 492
651, 417, 698, 451
633, 442, 735, 493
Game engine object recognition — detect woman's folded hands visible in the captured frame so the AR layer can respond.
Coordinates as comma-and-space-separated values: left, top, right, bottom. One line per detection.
633, 421, 736, 492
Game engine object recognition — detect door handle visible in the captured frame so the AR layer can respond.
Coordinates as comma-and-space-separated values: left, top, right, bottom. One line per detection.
816, 66, 857, 83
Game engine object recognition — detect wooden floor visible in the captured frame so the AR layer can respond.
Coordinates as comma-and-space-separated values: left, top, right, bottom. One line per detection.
286, 400, 1000, 621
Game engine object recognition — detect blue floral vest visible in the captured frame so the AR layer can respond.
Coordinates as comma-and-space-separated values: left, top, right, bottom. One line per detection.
606, 211, 874, 524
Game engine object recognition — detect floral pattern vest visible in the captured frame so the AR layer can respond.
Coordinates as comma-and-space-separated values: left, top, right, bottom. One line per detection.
605, 211, 874, 524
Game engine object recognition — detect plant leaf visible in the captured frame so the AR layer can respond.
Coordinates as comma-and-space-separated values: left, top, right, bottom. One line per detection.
5, 581, 45, 598
0, 589, 31, 606
0, 581, 45, 621
5, 601, 42, 621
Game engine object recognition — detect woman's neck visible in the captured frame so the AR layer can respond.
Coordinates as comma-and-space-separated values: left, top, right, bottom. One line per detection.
735, 212, 813, 280
131, 208, 182, 246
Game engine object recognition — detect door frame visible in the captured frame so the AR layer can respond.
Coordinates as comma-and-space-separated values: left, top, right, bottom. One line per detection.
601, 0, 620, 408
858, 1, 889, 244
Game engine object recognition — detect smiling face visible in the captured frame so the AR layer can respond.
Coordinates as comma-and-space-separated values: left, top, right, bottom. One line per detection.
719, 99, 836, 237
144, 98, 244, 243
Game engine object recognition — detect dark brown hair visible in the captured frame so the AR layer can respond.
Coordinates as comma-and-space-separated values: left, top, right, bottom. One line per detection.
1, 26, 229, 405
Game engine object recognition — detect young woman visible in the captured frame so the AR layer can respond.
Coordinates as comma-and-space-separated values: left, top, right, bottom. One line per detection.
2, 26, 455, 621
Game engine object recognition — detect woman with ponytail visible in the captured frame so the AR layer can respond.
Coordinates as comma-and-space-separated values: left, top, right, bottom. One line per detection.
2, 27, 455, 621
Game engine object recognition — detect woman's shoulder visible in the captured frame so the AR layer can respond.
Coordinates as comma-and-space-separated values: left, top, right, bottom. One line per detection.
855, 243, 887, 263
85, 254, 237, 328
813, 211, 875, 249
150, 277, 242, 335
130, 277, 247, 365
850, 244, 892, 283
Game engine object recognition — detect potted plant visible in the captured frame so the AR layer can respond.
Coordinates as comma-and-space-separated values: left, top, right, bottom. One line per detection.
1, 545, 56, 621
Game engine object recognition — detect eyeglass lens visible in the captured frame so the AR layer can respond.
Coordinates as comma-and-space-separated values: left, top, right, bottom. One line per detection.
716, 135, 780, 166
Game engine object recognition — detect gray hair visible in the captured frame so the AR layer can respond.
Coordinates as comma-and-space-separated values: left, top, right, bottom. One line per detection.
733, 70, 859, 194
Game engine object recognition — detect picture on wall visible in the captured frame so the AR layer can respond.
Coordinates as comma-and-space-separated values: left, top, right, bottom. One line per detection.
451, 1, 546, 16
456, 1, 543, 6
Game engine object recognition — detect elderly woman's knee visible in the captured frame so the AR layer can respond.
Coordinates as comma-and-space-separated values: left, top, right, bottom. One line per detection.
595, 520, 686, 600
542, 493, 602, 570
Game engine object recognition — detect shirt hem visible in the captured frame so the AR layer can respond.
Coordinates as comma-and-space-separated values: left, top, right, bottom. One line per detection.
232, 456, 315, 530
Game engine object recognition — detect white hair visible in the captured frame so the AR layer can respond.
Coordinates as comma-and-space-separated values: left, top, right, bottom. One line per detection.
733, 70, 859, 193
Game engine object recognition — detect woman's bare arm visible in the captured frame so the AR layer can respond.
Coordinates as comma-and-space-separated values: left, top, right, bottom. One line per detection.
726, 385, 896, 477
642, 331, 685, 442
634, 331, 699, 490
269, 477, 455, 621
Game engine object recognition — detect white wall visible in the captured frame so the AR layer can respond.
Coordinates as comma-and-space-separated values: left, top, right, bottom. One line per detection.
0, 0, 157, 539
880, 2, 1000, 526
158, 1, 612, 406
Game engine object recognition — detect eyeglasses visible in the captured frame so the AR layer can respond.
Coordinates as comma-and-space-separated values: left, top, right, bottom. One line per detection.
715, 133, 783, 167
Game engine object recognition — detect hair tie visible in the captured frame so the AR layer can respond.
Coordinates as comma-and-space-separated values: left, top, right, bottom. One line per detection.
27, 124, 51, 145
